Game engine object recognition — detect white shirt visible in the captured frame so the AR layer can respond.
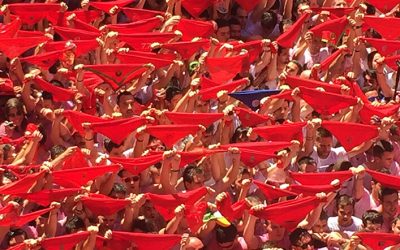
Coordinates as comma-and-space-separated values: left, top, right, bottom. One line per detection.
310, 147, 348, 172
327, 216, 363, 237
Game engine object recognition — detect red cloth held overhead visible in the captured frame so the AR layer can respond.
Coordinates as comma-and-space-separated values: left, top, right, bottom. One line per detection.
178, 149, 226, 167
32, 77, 75, 102
63, 149, 90, 170
199, 78, 248, 100
14, 207, 53, 227
162, 39, 210, 60
319, 48, 346, 71
253, 180, 298, 201
0, 78, 14, 95
45, 39, 99, 57
0, 36, 49, 58
174, 18, 215, 41
366, 169, 400, 190
15, 30, 44, 38
63, 110, 107, 135
53, 26, 99, 40
365, 0, 400, 14
118, 32, 176, 51
121, 7, 165, 21
363, 16, 400, 40
181, 0, 213, 17
298, 87, 357, 115
321, 121, 379, 151
146, 124, 200, 148
52, 164, 120, 188
359, 103, 400, 124
70, 18, 100, 33
0, 171, 46, 195
20, 49, 66, 70
234, 107, 270, 127
146, 186, 207, 220
81, 194, 129, 216
106, 231, 181, 250
221, 141, 291, 154
235, 0, 262, 11
356, 232, 400, 250
117, 52, 173, 69
70, 9, 102, 23
89, 117, 147, 144
270, 90, 294, 101
41, 232, 90, 250
216, 194, 249, 221
83, 64, 147, 90
0, 18, 21, 38
89, 0, 135, 14
310, 16, 348, 42
253, 122, 306, 143
164, 111, 223, 127
200, 76, 222, 89
285, 75, 342, 94
362, 38, 400, 56
239, 148, 276, 167
288, 183, 340, 196
310, 7, 355, 17
206, 52, 249, 83
276, 12, 311, 48
107, 17, 163, 34
289, 170, 353, 185
16, 188, 81, 207
8, 3, 61, 25
233, 40, 263, 63
109, 153, 163, 175
384, 54, 400, 70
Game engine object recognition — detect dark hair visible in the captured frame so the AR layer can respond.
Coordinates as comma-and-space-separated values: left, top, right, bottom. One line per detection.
165, 85, 182, 102
362, 210, 383, 226
261, 11, 278, 30
104, 138, 123, 153
289, 228, 311, 246
65, 216, 85, 234
6, 229, 27, 244
373, 140, 394, 158
231, 127, 249, 143
49, 145, 67, 160
110, 183, 127, 197
182, 164, 203, 188
132, 217, 157, 233
215, 224, 238, 244
378, 187, 398, 202
297, 156, 315, 166
336, 194, 355, 209
279, 19, 293, 33
116, 91, 134, 106
316, 127, 333, 139
229, 18, 241, 26
392, 215, 400, 226
367, 51, 379, 70
215, 18, 230, 29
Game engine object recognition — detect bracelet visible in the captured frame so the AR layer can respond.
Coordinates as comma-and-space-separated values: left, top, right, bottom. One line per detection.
306, 137, 314, 140
354, 50, 360, 52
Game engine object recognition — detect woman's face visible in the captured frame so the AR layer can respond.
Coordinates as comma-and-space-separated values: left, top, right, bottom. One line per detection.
7, 107, 24, 127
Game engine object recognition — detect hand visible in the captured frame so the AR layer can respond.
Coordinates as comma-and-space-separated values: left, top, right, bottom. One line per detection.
50, 202, 61, 210
228, 147, 240, 162
291, 87, 301, 102
174, 204, 185, 219
215, 192, 228, 204
87, 225, 99, 234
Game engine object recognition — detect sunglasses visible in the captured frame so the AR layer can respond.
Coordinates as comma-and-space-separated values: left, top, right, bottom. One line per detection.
124, 176, 140, 183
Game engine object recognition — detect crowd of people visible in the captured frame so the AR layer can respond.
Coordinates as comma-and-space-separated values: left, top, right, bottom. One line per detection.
1, 0, 400, 249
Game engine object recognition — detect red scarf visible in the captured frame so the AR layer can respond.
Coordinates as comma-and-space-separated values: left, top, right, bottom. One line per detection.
289, 170, 353, 185
146, 124, 200, 148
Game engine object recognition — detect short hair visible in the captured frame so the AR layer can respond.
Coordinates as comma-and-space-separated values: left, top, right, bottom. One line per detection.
110, 183, 127, 197
182, 164, 203, 188
289, 228, 311, 246
336, 194, 355, 209
215, 18, 230, 29
392, 215, 400, 226
215, 224, 238, 244
132, 217, 157, 233
362, 210, 383, 226
42, 91, 53, 101
297, 156, 315, 166
116, 91, 134, 106
316, 127, 333, 139
165, 85, 182, 102
319, 210, 328, 221
229, 18, 241, 26
378, 187, 398, 202
261, 11, 278, 30
279, 18, 293, 33
104, 138, 123, 153
65, 216, 85, 234
373, 140, 394, 158
289, 60, 303, 75
49, 145, 67, 160
6, 229, 27, 244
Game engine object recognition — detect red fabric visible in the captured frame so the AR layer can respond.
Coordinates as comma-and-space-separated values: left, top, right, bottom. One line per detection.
217, 194, 249, 221
310, 7, 355, 17
360, 103, 400, 124
0, 204, 15, 215
16, 188, 81, 207
12, 208, 53, 227
362, 38, 400, 56
365, 0, 400, 13
107, 17, 163, 33
320, 48, 346, 71
53, 26, 99, 40
253, 180, 298, 201
199, 78, 248, 100
181, 0, 213, 17
285, 75, 342, 94
123, 50, 177, 60
63, 110, 107, 135
146, 124, 200, 148
7, 244, 26, 250
0, 171, 45, 195
8, 3, 61, 25
174, 18, 214, 41
206, 52, 249, 83
117, 52, 173, 69
41, 232, 90, 250
118, 32, 176, 51
366, 169, 400, 190
0, 136, 27, 146
310, 16, 348, 41
52, 164, 120, 188
185, 201, 208, 233
162, 39, 210, 60
235, 0, 262, 11
121, 7, 164, 21
20, 49, 66, 70
146, 186, 207, 220
179, 149, 226, 167
253, 122, 306, 143
288, 183, 340, 196
109, 153, 163, 175
89, 117, 147, 144
0, 78, 14, 95
200, 76, 222, 89
250, 196, 321, 230
63, 149, 90, 170
234, 107, 270, 127
15, 30, 44, 38
289, 170, 353, 185
0, 18, 21, 38
233, 40, 263, 63
32, 77, 75, 102
356, 232, 400, 250
270, 90, 294, 101
83, 64, 147, 90
276, 12, 311, 48
298, 87, 357, 115
81, 194, 129, 216
71, 18, 100, 33
70, 10, 102, 23
0, 36, 49, 58
363, 16, 400, 40
321, 121, 379, 151
106, 231, 181, 250
164, 111, 223, 126
89, 0, 134, 14
220, 141, 291, 154
384, 54, 400, 70
239, 148, 276, 167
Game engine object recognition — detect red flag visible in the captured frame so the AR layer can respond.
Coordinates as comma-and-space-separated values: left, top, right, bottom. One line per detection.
234, 107, 270, 127
53, 26, 99, 40
81, 194, 129, 216
162, 39, 210, 60
8, 3, 61, 25
199, 78, 248, 100
235, 0, 262, 11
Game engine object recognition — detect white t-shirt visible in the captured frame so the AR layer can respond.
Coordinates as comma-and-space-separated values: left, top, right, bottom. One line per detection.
327, 216, 363, 237
354, 188, 380, 218
310, 147, 348, 172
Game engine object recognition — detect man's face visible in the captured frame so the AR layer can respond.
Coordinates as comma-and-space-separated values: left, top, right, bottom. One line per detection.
235, 8, 248, 28
230, 24, 241, 40
382, 193, 399, 219
273, 101, 289, 120
312, 219, 328, 233
216, 26, 230, 42
316, 136, 332, 159
299, 162, 317, 173
118, 94, 135, 118
377, 151, 395, 169
278, 48, 290, 65
363, 220, 382, 232
284, 62, 299, 76
187, 173, 205, 191
392, 220, 400, 234
333, 0, 347, 7
121, 170, 140, 194
267, 222, 285, 241
337, 205, 354, 227
293, 233, 315, 250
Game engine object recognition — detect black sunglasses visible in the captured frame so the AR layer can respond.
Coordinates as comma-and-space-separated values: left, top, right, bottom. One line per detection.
124, 175, 140, 183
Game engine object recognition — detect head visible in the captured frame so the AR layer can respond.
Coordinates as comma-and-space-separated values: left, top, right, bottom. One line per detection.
49, 144, 67, 160
277, 46, 290, 65
315, 127, 333, 159
104, 138, 124, 156
379, 187, 399, 220
165, 85, 183, 110
266, 221, 286, 241
373, 140, 395, 169
132, 216, 157, 233
362, 210, 383, 232
215, 19, 231, 42
261, 11, 278, 34
117, 91, 136, 118
290, 228, 315, 250
183, 165, 205, 190
336, 194, 355, 227
229, 18, 241, 40
215, 224, 238, 250
332, 0, 348, 7
272, 100, 290, 121
392, 216, 400, 234
65, 216, 86, 234
232, 5, 248, 28
109, 182, 127, 199
4, 98, 25, 128
6, 229, 27, 247
184, 237, 204, 250
118, 169, 140, 195
297, 156, 317, 173
311, 211, 328, 233
284, 60, 302, 76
